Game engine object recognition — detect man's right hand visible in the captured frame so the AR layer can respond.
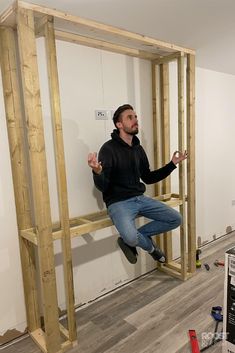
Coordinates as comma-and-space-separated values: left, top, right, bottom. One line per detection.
88, 152, 102, 175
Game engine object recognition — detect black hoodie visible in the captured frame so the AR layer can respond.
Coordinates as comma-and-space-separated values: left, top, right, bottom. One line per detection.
93, 129, 176, 207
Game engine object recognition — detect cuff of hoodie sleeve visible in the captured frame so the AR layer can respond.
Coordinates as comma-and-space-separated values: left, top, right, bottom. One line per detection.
169, 160, 177, 169
92, 169, 102, 176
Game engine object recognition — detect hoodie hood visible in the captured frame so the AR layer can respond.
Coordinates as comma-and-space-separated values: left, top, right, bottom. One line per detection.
111, 129, 140, 147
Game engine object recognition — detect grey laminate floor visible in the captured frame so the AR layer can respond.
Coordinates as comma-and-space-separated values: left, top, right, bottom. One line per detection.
3, 232, 234, 353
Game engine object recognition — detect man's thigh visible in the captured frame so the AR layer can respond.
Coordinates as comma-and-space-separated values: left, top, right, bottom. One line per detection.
139, 195, 180, 221
107, 198, 139, 234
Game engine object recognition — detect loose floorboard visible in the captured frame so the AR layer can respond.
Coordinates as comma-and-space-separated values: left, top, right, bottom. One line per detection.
2, 232, 234, 353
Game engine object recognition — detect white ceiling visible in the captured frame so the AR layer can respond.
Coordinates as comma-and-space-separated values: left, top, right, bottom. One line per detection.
1, 0, 235, 75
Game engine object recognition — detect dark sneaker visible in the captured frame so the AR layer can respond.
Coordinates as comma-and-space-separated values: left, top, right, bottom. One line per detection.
149, 247, 166, 263
117, 237, 138, 264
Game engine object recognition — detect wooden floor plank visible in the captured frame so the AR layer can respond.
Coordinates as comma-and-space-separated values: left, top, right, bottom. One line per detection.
3, 232, 234, 353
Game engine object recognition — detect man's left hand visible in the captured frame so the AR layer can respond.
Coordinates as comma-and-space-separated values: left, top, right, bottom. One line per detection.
171, 150, 188, 165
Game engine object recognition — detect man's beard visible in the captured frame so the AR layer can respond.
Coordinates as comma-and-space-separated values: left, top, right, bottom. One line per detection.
123, 126, 139, 135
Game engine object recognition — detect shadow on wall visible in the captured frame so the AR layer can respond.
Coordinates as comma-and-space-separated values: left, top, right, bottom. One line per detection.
62, 118, 104, 215
54, 232, 117, 266
54, 228, 143, 277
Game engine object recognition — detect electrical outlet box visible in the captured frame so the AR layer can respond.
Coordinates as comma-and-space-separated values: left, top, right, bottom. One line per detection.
95, 110, 109, 120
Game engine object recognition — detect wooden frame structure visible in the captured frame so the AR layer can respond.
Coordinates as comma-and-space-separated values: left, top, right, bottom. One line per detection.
0, 2, 196, 352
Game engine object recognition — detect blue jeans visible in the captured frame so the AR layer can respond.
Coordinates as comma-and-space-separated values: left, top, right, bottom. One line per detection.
107, 195, 182, 252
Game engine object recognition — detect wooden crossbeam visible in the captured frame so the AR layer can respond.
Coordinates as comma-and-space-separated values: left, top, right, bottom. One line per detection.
30, 328, 74, 353
20, 195, 184, 245
30, 329, 47, 353
166, 261, 181, 273
16, 1, 195, 55
20, 229, 38, 245
0, 3, 16, 26
59, 324, 69, 340
54, 30, 160, 60
154, 52, 183, 65
159, 264, 193, 281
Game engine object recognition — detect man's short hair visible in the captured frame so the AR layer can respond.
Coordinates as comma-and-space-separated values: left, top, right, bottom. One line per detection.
112, 104, 133, 127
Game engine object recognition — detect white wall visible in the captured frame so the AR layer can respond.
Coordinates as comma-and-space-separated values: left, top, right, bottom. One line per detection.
1, 37, 235, 335
37, 38, 157, 310
196, 68, 235, 244
0, 73, 27, 334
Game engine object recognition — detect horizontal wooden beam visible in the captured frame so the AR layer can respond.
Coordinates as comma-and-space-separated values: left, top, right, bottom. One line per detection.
30, 327, 75, 353
59, 324, 69, 340
17, 1, 195, 55
0, 3, 16, 26
154, 52, 184, 65
20, 229, 38, 245
53, 217, 112, 241
159, 265, 193, 281
166, 199, 183, 207
30, 329, 47, 353
20, 194, 184, 245
166, 261, 182, 273
61, 341, 74, 352
54, 30, 160, 60
171, 193, 188, 201
35, 14, 48, 36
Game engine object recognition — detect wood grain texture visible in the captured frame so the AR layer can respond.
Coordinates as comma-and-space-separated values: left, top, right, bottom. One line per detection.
44, 16, 77, 343
0, 26, 40, 332
17, 8, 61, 353
160, 63, 172, 262
187, 54, 196, 274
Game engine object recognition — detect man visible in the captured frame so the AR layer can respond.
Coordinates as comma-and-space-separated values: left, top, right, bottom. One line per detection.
88, 104, 187, 264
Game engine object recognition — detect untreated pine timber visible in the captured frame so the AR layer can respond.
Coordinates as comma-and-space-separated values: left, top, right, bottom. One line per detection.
20, 195, 182, 245
151, 62, 164, 255
53, 30, 160, 60
0, 26, 40, 333
44, 16, 77, 344
187, 54, 196, 274
151, 62, 161, 197
154, 52, 182, 65
18, 1, 195, 55
17, 7, 61, 353
177, 53, 187, 280
160, 62, 172, 262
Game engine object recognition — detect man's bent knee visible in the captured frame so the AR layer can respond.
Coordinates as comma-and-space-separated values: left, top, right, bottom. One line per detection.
175, 212, 182, 227
121, 233, 138, 247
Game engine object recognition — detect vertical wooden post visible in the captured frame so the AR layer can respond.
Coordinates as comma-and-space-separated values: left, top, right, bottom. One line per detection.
17, 8, 61, 353
0, 26, 40, 332
151, 62, 164, 252
187, 54, 196, 274
177, 53, 187, 279
44, 16, 77, 343
152, 62, 161, 196
160, 63, 172, 262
